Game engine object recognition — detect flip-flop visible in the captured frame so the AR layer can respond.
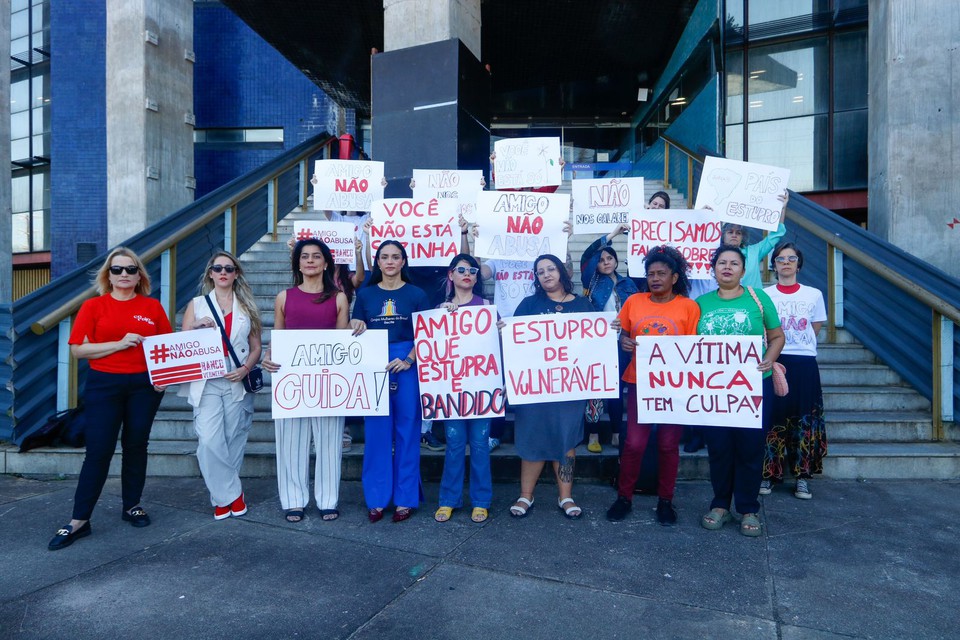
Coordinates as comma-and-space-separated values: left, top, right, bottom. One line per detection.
558, 498, 582, 519
509, 497, 534, 518
434, 506, 454, 522
471, 507, 488, 523
318, 509, 339, 521
284, 509, 305, 523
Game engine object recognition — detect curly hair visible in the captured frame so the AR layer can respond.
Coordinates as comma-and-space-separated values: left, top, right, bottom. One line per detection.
644, 245, 691, 297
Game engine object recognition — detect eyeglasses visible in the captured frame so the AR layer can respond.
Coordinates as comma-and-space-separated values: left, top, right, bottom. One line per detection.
774, 256, 799, 264
109, 265, 139, 275
453, 267, 479, 275
210, 264, 237, 273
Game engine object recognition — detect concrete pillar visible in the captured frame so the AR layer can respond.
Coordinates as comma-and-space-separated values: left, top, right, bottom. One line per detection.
868, 0, 960, 278
106, 0, 194, 247
383, 0, 480, 60
0, 7, 11, 302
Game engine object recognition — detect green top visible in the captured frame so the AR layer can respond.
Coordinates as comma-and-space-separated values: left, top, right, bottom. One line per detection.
696, 287, 781, 378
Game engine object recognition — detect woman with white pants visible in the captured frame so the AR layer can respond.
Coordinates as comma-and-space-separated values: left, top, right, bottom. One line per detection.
180, 251, 262, 520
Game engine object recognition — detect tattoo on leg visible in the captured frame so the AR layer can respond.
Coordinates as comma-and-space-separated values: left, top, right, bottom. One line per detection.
558, 455, 575, 483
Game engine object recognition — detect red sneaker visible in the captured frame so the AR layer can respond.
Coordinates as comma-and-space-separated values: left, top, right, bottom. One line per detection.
213, 505, 231, 521
229, 493, 248, 517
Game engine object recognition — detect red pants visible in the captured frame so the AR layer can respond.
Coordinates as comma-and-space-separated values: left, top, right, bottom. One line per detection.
617, 385, 683, 501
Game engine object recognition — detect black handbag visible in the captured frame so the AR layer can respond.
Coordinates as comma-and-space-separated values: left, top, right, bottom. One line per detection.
204, 295, 264, 393
14, 406, 85, 452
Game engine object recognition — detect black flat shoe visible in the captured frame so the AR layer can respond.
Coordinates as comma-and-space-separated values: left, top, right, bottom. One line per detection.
656, 498, 677, 526
48, 522, 91, 551
122, 507, 151, 528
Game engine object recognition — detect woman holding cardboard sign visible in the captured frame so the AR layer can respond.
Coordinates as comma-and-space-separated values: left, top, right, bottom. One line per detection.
696, 245, 784, 537
179, 251, 262, 521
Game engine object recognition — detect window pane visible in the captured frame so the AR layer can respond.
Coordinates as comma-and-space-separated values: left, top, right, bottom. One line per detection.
33, 209, 50, 252
748, 0, 830, 24
11, 10, 29, 40
727, 0, 745, 31
726, 49, 744, 125
11, 111, 30, 139
11, 36, 30, 56
12, 175, 30, 213
747, 115, 828, 191
12, 213, 31, 253
33, 133, 48, 156
11, 79, 30, 113
833, 109, 867, 189
204, 129, 244, 143
244, 128, 284, 143
725, 124, 744, 161
747, 38, 828, 122
33, 170, 50, 209
834, 30, 868, 111
12, 137, 30, 161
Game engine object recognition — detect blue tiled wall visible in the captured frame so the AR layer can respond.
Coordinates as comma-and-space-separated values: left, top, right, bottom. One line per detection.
193, 4, 350, 196
50, 0, 107, 277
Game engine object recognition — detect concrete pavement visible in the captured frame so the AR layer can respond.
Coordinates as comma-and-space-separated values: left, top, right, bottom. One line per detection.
0, 474, 957, 639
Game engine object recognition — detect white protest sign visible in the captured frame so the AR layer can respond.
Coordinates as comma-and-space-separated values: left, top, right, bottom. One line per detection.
269, 329, 390, 419
412, 169, 483, 223
571, 177, 644, 234
627, 209, 723, 280
312, 159, 385, 212
368, 198, 459, 267
143, 328, 226, 386
694, 157, 789, 232
633, 335, 763, 428
493, 137, 562, 189
413, 307, 505, 420
293, 220, 357, 266
473, 191, 569, 262
501, 312, 619, 405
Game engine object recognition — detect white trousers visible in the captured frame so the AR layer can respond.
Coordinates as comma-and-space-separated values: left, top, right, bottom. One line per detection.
194, 378, 254, 507
275, 416, 344, 510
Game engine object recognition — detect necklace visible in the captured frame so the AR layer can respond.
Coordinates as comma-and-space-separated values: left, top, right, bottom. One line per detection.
215, 293, 233, 313
548, 293, 571, 311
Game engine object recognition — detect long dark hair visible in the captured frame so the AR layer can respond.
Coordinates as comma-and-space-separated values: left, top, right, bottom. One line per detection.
368, 240, 413, 285
649, 191, 671, 208
644, 245, 690, 297
532, 254, 574, 296
292, 239, 338, 303
444, 253, 484, 301
333, 264, 355, 304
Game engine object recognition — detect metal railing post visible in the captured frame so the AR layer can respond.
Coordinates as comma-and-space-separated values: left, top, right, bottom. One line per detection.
57, 318, 76, 411
686, 156, 694, 202
160, 246, 177, 328
223, 206, 236, 254
268, 178, 279, 241
663, 143, 671, 189
299, 159, 309, 208
826, 246, 845, 343
932, 313, 955, 440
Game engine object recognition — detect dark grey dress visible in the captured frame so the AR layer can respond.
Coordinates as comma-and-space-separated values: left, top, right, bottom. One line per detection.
511, 293, 593, 461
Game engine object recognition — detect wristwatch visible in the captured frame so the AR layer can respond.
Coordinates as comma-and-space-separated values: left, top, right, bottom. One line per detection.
404, 356, 415, 365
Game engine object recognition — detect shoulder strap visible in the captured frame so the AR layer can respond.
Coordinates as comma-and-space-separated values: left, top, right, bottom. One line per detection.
745, 286, 764, 318
204, 294, 243, 368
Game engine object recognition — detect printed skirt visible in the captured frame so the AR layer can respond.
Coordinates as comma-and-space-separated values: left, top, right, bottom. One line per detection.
763, 354, 827, 480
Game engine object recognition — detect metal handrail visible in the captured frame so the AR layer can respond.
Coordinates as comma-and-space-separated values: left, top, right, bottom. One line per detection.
660, 134, 702, 203
30, 135, 335, 335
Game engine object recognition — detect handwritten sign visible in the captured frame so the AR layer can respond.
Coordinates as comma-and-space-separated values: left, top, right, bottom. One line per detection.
633, 335, 763, 428
143, 328, 225, 386
502, 312, 619, 405
694, 157, 790, 232
412, 169, 483, 223
293, 221, 357, 265
369, 198, 459, 267
473, 191, 569, 262
493, 137, 562, 189
269, 329, 390, 419
413, 307, 505, 420
627, 209, 722, 280
571, 177, 644, 234
313, 160, 385, 212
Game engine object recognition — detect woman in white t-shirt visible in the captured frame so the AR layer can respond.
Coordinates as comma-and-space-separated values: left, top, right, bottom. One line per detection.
761, 242, 828, 500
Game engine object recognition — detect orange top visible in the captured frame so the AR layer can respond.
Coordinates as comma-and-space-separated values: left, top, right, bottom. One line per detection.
618, 293, 701, 383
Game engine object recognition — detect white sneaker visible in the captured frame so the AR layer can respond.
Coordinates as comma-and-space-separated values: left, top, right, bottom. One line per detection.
759, 480, 773, 496
794, 478, 812, 500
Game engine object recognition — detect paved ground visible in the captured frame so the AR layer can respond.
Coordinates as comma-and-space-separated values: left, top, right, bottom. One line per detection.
0, 474, 957, 639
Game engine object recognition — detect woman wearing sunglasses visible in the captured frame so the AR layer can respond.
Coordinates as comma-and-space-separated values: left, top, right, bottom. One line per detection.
433, 254, 495, 524
178, 252, 262, 520
49, 248, 172, 550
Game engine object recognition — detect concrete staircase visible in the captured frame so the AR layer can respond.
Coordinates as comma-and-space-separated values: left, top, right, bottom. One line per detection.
3, 182, 959, 481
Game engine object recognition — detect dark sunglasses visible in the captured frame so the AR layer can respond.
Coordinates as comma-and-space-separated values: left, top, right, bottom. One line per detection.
453, 266, 479, 275
210, 264, 237, 273
109, 265, 139, 275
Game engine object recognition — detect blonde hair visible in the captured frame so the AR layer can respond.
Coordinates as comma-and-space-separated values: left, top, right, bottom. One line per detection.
198, 251, 262, 336
94, 247, 151, 295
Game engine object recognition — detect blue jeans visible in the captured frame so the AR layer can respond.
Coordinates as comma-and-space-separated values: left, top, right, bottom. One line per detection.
439, 419, 492, 509
72, 370, 165, 520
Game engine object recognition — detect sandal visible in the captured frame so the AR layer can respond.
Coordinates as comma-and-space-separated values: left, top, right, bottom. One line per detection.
392, 507, 415, 523
740, 513, 762, 537
368, 508, 384, 523
558, 497, 582, 519
701, 508, 732, 530
318, 509, 339, 521
284, 509, 305, 523
434, 506, 454, 522
471, 507, 488, 523
509, 496, 534, 518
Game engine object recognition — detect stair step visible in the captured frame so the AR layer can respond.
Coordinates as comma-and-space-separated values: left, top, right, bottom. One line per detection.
826, 411, 934, 442
819, 364, 902, 386
815, 344, 878, 364
821, 386, 930, 412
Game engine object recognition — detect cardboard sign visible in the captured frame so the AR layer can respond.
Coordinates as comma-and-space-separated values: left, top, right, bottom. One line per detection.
413, 307, 505, 420
368, 198, 459, 267
473, 191, 569, 262
694, 157, 790, 232
571, 177, 644, 234
493, 137, 562, 189
627, 209, 723, 280
501, 312, 620, 405
632, 335, 763, 428
269, 329, 390, 419
312, 160, 385, 212
412, 169, 483, 223
293, 220, 357, 266
143, 328, 226, 386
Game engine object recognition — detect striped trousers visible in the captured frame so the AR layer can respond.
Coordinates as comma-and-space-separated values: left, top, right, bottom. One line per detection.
275, 416, 344, 511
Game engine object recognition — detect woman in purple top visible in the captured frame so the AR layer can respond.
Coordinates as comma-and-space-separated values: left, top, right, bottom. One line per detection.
262, 239, 364, 523
433, 254, 495, 524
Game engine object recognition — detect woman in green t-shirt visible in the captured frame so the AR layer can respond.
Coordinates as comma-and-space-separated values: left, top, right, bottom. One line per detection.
696, 245, 785, 537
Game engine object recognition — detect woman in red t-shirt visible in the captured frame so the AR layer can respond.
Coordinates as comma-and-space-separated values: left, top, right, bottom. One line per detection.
48, 248, 172, 551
